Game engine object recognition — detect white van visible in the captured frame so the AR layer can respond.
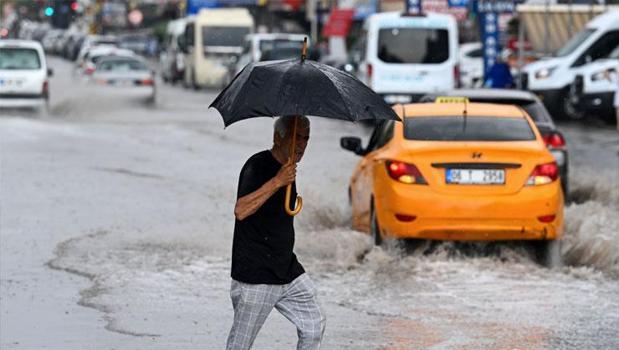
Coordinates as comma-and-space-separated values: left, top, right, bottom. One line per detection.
234, 33, 308, 75
522, 10, 619, 117
0, 40, 52, 111
160, 17, 190, 83
358, 11, 459, 104
567, 49, 618, 122
183, 8, 254, 89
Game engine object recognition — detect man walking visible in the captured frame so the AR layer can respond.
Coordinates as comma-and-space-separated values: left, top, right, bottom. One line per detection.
227, 116, 326, 350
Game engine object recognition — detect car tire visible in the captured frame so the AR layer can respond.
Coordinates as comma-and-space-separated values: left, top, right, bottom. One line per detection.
563, 95, 586, 120
347, 187, 352, 206
192, 71, 200, 91
370, 200, 382, 246
532, 239, 563, 268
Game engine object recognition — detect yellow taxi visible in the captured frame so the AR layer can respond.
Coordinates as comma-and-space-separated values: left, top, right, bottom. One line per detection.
340, 98, 564, 260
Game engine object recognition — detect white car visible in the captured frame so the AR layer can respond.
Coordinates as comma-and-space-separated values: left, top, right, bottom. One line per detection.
234, 33, 308, 75
0, 40, 52, 110
77, 46, 135, 76
568, 49, 619, 123
76, 35, 119, 66
522, 10, 619, 118
91, 56, 156, 102
459, 42, 483, 88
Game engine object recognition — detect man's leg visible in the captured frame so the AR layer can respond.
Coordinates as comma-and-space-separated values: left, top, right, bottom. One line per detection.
274, 274, 326, 350
227, 280, 281, 350
615, 107, 619, 131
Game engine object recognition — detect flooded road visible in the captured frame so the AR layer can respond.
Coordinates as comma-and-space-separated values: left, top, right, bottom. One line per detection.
1, 57, 618, 349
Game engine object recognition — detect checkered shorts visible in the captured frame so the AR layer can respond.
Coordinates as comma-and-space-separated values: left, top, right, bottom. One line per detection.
226, 273, 326, 350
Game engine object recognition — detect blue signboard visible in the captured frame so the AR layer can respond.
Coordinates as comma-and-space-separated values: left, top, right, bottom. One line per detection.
477, 0, 515, 13
480, 11, 499, 79
447, 0, 469, 8
353, 0, 378, 20
186, 0, 257, 15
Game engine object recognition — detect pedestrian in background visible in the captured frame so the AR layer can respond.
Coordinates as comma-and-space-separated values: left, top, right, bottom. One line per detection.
226, 116, 326, 350
484, 54, 514, 89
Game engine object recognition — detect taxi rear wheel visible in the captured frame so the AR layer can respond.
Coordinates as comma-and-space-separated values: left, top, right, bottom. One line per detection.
532, 240, 563, 268
370, 200, 382, 246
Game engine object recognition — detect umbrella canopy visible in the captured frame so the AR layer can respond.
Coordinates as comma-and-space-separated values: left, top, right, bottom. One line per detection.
209, 58, 401, 126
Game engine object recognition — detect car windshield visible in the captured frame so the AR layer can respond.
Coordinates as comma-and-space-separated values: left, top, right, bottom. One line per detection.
521, 101, 553, 123
377, 28, 449, 64
98, 59, 148, 72
260, 47, 319, 61
555, 28, 595, 57
91, 54, 116, 64
461, 98, 551, 122
0, 48, 41, 70
404, 117, 536, 141
259, 39, 303, 53
607, 45, 619, 59
202, 26, 250, 47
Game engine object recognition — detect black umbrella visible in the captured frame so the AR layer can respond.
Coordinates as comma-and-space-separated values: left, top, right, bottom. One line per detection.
210, 39, 400, 216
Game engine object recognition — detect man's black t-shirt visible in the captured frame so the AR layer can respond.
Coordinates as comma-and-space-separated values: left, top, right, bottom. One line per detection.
231, 150, 305, 284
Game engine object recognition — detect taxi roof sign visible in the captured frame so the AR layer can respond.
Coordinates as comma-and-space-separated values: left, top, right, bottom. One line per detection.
435, 96, 469, 104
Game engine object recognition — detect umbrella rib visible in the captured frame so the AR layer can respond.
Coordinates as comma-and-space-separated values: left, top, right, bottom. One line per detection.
312, 63, 355, 121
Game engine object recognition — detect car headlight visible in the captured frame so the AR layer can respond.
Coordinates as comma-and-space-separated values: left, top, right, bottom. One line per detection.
535, 66, 557, 80
591, 68, 615, 82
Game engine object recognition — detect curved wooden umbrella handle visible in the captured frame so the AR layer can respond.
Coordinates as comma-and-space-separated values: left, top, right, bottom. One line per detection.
285, 184, 303, 216
284, 115, 302, 216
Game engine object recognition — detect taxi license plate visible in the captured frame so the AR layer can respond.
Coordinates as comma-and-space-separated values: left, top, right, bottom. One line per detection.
446, 169, 505, 185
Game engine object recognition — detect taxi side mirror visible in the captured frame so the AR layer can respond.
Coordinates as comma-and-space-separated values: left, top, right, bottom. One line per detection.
340, 137, 364, 156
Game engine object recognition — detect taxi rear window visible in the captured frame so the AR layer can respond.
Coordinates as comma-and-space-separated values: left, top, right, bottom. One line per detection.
404, 116, 536, 141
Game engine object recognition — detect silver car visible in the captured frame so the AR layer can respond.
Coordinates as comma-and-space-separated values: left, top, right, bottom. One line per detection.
91, 56, 156, 102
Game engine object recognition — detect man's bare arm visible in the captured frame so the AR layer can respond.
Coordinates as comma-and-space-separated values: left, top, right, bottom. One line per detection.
234, 163, 296, 220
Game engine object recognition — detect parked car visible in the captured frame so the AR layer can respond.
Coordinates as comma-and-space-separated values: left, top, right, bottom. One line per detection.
420, 89, 569, 196
0, 39, 53, 111
568, 48, 619, 124
340, 99, 564, 265
521, 10, 619, 118
41, 29, 64, 54
459, 42, 483, 88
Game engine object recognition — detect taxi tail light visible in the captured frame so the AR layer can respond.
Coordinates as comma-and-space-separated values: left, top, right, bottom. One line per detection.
367, 63, 373, 78
140, 78, 154, 86
542, 132, 566, 149
84, 66, 95, 75
454, 64, 461, 88
395, 214, 417, 222
526, 162, 559, 186
538, 215, 556, 223
386, 160, 427, 185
